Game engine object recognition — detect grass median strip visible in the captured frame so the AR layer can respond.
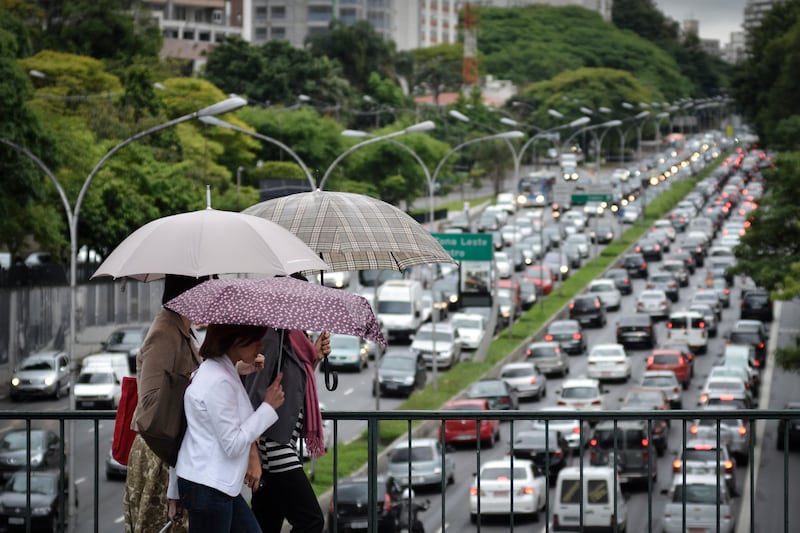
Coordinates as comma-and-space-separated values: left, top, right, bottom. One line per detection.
308, 154, 728, 496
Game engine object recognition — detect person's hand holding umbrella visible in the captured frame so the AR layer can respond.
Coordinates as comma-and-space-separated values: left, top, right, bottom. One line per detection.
313, 332, 331, 370
237, 353, 265, 376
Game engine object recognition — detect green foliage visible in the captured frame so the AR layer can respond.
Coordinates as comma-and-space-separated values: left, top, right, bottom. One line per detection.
0, 1, 40, 57
772, 116, 800, 152
306, 20, 398, 93
734, 0, 800, 146
730, 152, 800, 297
475, 4, 692, 100
410, 43, 465, 104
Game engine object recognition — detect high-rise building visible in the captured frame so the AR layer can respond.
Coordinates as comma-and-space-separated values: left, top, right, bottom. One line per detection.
723, 31, 747, 64
743, 0, 785, 50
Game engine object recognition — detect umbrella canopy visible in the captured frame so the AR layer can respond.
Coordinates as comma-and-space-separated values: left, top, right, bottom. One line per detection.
165, 277, 385, 345
243, 190, 455, 272
92, 208, 328, 281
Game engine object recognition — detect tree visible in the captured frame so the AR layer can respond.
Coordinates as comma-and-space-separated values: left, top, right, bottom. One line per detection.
305, 20, 398, 93
410, 43, 464, 105
733, 0, 800, 145
612, 0, 679, 44
730, 152, 800, 299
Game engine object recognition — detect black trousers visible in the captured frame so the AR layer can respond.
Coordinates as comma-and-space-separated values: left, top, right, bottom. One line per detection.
252, 467, 324, 533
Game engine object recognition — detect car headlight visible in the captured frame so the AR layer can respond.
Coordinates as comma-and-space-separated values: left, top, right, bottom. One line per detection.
11, 377, 20, 387
403, 376, 414, 385
30, 453, 44, 467
44, 376, 55, 386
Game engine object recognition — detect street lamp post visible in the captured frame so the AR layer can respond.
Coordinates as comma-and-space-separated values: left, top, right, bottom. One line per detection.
0, 95, 246, 530
317, 121, 435, 190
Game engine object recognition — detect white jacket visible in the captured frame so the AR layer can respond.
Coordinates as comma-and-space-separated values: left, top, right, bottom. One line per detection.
168, 356, 277, 498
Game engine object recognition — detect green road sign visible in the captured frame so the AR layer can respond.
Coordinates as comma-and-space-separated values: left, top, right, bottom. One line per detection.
431, 233, 493, 261
571, 193, 613, 203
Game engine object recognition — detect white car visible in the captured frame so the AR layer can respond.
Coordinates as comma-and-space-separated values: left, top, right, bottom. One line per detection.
314, 270, 351, 289
621, 205, 641, 224
565, 234, 589, 258
499, 362, 547, 401
640, 370, 682, 408
469, 458, 546, 523
561, 211, 586, 232
494, 252, 513, 279
450, 313, 486, 350
74, 367, 122, 410
662, 474, 734, 533
410, 323, 461, 369
557, 377, 606, 411
587, 279, 622, 311
636, 289, 672, 318
652, 219, 676, 241
586, 344, 631, 382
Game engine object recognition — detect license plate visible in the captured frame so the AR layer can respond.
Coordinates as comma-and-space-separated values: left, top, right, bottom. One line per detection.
82, 401, 95, 407
9, 518, 24, 525
601, 371, 612, 377
688, 529, 706, 533
386, 383, 398, 390
494, 490, 509, 497
350, 521, 368, 529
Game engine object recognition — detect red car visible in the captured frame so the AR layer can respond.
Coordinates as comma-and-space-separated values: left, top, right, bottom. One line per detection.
646, 349, 691, 389
524, 265, 554, 295
439, 399, 500, 447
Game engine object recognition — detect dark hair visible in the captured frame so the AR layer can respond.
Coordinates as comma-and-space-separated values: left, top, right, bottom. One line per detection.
199, 323, 268, 359
162, 275, 212, 305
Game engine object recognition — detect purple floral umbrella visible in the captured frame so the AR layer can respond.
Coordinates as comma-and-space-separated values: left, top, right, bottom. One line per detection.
164, 277, 386, 346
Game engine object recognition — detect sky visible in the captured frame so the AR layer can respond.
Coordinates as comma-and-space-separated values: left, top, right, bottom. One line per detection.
652, 0, 748, 43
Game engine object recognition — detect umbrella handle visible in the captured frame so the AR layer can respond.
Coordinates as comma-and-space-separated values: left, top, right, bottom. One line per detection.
322, 357, 338, 391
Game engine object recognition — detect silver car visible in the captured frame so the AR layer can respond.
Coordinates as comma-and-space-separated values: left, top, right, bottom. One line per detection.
635, 289, 671, 319
9, 350, 71, 400
386, 438, 456, 489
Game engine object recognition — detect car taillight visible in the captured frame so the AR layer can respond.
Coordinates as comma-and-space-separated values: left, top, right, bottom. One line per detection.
591, 399, 603, 405
526, 349, 532, 356
557, 400, 567, 406
690, 425, 699, 435
530, 377, 537, 384
700, 393, 708, 403
519, 486, 536, 495
469, 487, 480, 497
758, 342, 764, 349
573, 426, 581, 434
641, 438, 649, 447
673, 459, 682, 471
590, 438, 598, 447
724, 460, 734, 471
754, 359, 761, 367
641, 263, 648, 269
573, 333, 582, 340
666, 321, 673, 329
544, 334, 554, 341
555, 449, 564, 458
739, 426, 748, 435
499, 397, 510, 404
595, 301, 601, 308
699, 321, 705, 329
673, 386, 680, 394
383, 492, 393, 512
569, 303, 575, 309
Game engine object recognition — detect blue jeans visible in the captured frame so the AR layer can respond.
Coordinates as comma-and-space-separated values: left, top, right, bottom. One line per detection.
178, 477, 262, 533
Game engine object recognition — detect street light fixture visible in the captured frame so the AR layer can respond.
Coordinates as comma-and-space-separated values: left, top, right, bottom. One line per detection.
0, 93, 246, 528
548, 109, 565, 119
318, 121, 435, 190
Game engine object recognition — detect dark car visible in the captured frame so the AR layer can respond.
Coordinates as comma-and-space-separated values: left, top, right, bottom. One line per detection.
327, 475, 413, 533
615, 314, 656, 348
729, 319, 768, 366
604, 268, 633, 295
634, 237, 663, 261
740, 288, 773, 322
466, 378, 519, 410
660, 259, 690, 287
589, 420, 660, 483
510, 429, 570, 476
776, 402, 800, 451
544, 319, 586, 355
682, 235, 707, 267
0, 470, 69, 532
589, 224, 615, 244
0, 430, 64, 478
620, 253, 649, 279
671, 250, 696, 275
646, 271, 680, 302
101, 326, 149, 374
568, 294, 606, 328
376, 353, 427, 398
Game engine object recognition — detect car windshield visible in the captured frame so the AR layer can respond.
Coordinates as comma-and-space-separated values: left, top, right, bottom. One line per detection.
330, 335, 361, 351
501, 367, 535, 378
561, 386, 598, 399
514, 432, 554, 447
390, 446, 434, 463
730, 332, 759, 343
652, 354, 680, 365
108, 330, 144, 344
594, 428, 644, 448
591, 347, 622, 357
684, 449, 722, 462
470, 382, 505, 395
452, 317, 482, 330
378, 301, 412, 314
414, 330, 454, 343
380, 357, 415, 371
77, 372, 114, 384
19, 358, 53, 371
673, 484, 724, 504
480, 466, 528, 481
8, 473, 56, 495
642, 375, 676, 387
590, 284, 613, 292
528, 346, 557, 358
626, 391, 663, 405
549, 323, 577, 334
1, 431, 44, 451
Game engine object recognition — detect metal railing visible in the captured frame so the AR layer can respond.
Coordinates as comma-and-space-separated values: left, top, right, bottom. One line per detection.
0, 409, 796, 533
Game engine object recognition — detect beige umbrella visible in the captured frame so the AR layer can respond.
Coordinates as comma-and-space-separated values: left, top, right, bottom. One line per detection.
92, 208, 328, 281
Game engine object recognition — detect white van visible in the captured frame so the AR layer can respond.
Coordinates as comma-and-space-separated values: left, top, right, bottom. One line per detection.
553, 466, 627, 532
81, 352, 132, 381
666, 311, 708, 353
376, 280, 424, 341
74, 366, 122, 409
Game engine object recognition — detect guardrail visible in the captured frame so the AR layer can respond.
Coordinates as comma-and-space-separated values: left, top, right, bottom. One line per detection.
0, 409, 796, 533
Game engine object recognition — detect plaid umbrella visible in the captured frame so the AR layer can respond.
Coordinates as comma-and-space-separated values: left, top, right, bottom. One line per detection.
242, 190, 455, 272
164, 277, 386, 346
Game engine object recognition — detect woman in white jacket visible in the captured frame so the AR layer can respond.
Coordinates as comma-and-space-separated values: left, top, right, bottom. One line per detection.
168, 323, 284, 533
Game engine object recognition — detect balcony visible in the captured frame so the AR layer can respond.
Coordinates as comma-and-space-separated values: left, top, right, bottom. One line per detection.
0, 408, 797, 532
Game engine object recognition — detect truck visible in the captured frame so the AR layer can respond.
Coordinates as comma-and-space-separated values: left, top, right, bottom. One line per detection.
376, 279, 424, 341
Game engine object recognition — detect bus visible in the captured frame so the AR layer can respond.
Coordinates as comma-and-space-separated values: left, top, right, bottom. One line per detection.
517, 172, 556, 208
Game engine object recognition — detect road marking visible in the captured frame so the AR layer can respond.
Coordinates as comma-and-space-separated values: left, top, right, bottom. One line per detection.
434, 522, 449, 533
735, 300, 782, 533
114, 516, 124, 524
343, 387, 354, 396
76, 477, 86, 485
